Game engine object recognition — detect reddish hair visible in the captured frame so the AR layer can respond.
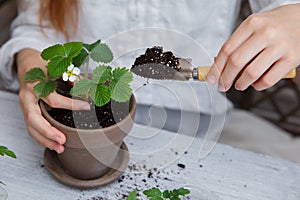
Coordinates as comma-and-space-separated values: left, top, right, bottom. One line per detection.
39, 0, 79, 40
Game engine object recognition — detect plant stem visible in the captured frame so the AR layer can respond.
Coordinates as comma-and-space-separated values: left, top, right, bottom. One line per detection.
85, 56, 90, 79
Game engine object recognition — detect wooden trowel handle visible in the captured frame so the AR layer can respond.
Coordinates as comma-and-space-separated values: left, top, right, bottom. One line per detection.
284, 69, 297, 78
196, 67, 296, 81
196, 66, 211, 81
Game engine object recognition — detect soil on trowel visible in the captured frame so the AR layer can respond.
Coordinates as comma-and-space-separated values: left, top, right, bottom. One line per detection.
131, 46, 184, 80
132, 46, 180, 70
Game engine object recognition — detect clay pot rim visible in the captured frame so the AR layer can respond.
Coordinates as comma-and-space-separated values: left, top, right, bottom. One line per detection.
40, 94, 136, 134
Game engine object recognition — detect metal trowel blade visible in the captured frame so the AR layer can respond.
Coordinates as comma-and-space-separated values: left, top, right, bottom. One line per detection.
130, 58, 193, 81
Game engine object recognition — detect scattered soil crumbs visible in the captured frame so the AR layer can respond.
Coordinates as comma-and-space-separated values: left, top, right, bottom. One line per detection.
78, 161, 192, 200
177, 163, 186, 169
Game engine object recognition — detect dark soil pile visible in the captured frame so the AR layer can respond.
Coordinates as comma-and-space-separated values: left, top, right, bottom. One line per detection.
132, 46, 180, 70
45, 80, 131, 129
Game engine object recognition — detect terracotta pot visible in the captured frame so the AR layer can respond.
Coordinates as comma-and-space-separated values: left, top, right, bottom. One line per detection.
40, 95, 136, 180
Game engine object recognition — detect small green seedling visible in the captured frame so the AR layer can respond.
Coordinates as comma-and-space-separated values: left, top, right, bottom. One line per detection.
119, 187, 190, 200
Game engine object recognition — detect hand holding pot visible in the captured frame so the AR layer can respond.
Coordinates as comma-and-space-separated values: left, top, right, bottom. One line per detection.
208, 4, 300, 91
17, 48, 90, 154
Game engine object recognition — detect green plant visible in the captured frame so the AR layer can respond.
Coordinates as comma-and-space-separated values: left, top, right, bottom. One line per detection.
23, 40, 133, 106
0, 146, 16, 158
120, 187, 190, 200
0, 146, 16, 185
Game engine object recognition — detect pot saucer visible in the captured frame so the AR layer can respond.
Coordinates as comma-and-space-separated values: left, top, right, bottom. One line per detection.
43, 142, 129, 189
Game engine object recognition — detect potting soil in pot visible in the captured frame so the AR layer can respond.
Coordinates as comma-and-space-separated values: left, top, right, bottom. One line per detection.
47, 80, 131, 129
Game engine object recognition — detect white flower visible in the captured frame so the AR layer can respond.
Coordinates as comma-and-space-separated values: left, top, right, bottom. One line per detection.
62, 64, 80, 82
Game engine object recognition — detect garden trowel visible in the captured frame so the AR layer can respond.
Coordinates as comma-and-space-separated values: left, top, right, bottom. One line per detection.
131, 58, 296, 81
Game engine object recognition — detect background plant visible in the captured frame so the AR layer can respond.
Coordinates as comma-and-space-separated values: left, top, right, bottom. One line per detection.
0, 146, 16, 185
120, 187, 190, 200
23, 40, 133, 106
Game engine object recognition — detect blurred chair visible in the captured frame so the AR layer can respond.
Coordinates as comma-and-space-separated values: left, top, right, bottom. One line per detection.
0, 0, 17, 46
227, 79, 300, 137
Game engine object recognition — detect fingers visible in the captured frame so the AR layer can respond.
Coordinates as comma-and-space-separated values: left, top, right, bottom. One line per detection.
207, 15, 256, 85
28, 112, 66, 145
218, 33, 268, 91
43, 92, 90, 110
234, 46, 283, 90
28, 126, 64, 154
208, 8, 300, 91
252, 58, 297, 91
24, 105, 66, 154
19, 89, 69, 154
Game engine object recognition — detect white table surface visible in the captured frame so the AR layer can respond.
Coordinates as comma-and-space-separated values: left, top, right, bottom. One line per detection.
0, 90, 300, 200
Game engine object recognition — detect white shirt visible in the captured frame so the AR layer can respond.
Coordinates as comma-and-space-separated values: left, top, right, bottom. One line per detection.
1, 0, 299, 114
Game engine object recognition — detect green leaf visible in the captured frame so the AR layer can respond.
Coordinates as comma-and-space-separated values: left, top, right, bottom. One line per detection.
110, 80, 131, 103
163, 190, 170, 198
90, 84, 111, 106
0, 146, 16, 158
171, 189, 179, 197
41, 42, 82, 62
143, 188, 162, 198
34, 80, 56, 98
109, 68, 132, 102
47, 57, 72, 78
64, 42, 83, 58
90, 43, 113, 63
72, 48, 88, 67
150, 197, 163, 200
70, 79, 93, 97
0, 146, 7, 155
177, 188, 190, 196
41, 44, 65, 60
3, 149, 16, 158
23, 68, 46, 82
127, 190, 138, 200
92, 65, 113, 84
170, 197, 180, 200
112, 68, 133, 84
83, 40, 101, 52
